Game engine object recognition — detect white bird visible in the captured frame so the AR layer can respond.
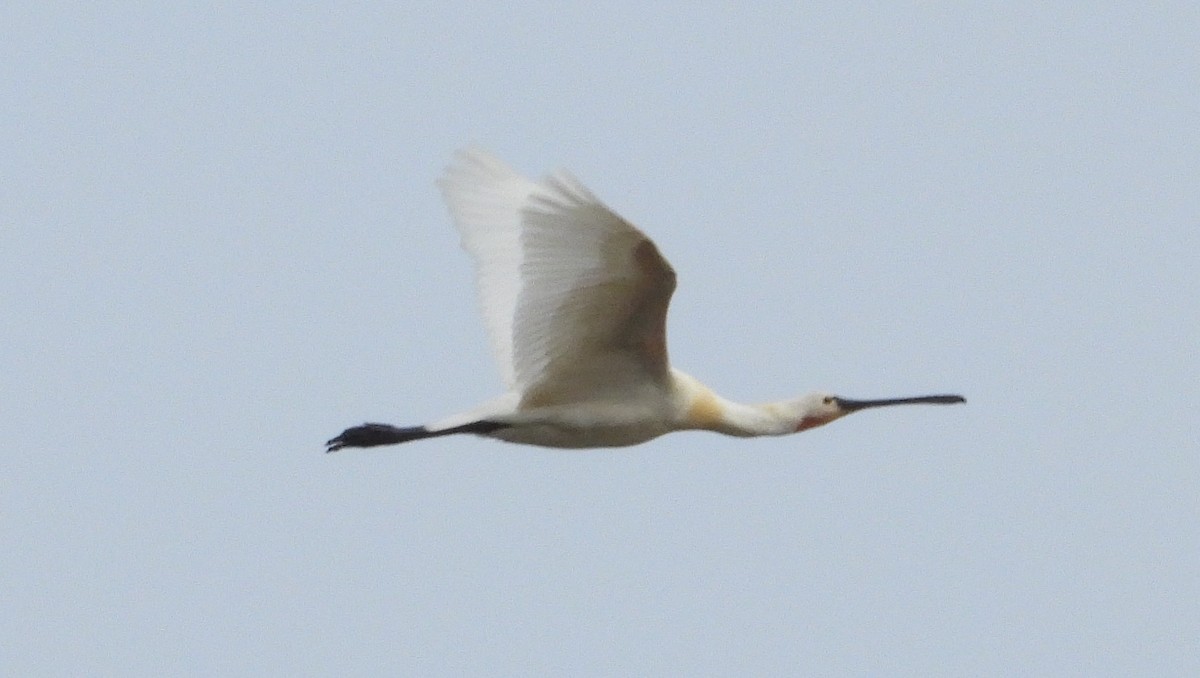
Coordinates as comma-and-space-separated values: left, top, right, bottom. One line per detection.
327, 148, 964, 452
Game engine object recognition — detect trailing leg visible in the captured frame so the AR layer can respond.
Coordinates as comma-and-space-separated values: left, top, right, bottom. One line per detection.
325, 420, 505, 452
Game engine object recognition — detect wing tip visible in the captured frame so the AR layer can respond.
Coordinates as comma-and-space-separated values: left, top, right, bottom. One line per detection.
438, 147, 527, 203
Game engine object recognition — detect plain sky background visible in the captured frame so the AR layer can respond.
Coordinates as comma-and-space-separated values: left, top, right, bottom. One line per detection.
4, 3, 1197, 676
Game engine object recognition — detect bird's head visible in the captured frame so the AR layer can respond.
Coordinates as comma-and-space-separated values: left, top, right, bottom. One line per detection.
790, 391, 967, 432
791, 392, 846, 431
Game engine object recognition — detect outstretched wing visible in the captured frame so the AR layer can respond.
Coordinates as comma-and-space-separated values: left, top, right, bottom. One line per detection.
437, 149, 531, 388
437, 148, 677, 406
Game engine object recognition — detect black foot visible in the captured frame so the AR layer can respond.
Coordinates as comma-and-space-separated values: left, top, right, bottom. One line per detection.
325, 420, 507, 452
326, 423, 426, 452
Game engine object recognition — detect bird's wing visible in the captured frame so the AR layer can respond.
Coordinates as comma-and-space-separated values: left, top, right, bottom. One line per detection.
437, 149, 531, 388
437, 148, 677, 406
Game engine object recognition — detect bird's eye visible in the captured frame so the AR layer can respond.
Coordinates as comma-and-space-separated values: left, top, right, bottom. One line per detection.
823, 396, 834, 405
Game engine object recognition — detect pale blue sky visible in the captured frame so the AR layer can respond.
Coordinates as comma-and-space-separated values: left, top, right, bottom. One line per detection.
4, 3, 1197, 675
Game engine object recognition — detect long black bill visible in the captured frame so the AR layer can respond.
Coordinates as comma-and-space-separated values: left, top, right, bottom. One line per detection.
834, 394, 966, 412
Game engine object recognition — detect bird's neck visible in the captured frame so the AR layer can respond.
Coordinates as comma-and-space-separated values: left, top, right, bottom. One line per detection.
673, 370, 793, 437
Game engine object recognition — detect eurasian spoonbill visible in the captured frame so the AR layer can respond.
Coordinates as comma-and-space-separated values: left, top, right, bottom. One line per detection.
327, 148, 964, 451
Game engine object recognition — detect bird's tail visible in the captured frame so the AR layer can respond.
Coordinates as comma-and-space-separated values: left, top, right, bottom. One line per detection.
325, 420, 504, 452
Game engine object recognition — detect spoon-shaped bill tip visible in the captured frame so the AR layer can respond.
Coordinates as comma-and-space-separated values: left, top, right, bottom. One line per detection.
835, 394, 966, 412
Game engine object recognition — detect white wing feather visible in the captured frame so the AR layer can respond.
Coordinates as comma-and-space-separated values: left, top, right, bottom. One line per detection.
437, 149, 533, 388
437, 148, 677, 407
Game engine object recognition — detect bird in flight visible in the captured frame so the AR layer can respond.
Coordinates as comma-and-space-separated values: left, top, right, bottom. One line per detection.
327, 148, 964, 451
